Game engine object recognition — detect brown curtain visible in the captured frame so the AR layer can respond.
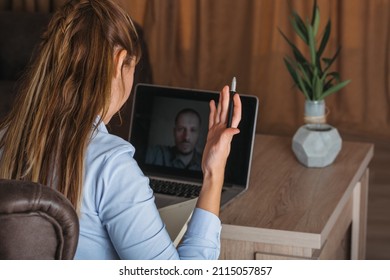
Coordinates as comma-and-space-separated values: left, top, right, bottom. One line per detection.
0, 0, 66, 12
1, 0, 389, 139
0, 0, 147, 19
128, 0, 390, 140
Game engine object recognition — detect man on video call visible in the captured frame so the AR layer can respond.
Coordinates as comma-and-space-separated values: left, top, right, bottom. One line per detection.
145, 108, 202, 171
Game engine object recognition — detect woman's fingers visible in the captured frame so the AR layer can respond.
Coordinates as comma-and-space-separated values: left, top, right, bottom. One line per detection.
219, 86, 230, 124
209, 85, 241, 129
214, 88, 223, 124
208, 100, 216, 129
230, 93, 242, 129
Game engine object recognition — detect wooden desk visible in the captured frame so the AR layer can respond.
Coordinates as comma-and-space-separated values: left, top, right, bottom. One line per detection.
219, 134, 374, 260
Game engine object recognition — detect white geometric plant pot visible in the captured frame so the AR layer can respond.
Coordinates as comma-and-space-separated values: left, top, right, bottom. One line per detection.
292, 124, 342, 167
292, 100, 342, 168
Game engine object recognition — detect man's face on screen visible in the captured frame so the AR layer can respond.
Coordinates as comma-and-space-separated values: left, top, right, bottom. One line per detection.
174, 111, 200, 155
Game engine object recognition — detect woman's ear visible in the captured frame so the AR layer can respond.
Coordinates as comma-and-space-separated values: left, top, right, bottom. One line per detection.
113, 49, 128, 79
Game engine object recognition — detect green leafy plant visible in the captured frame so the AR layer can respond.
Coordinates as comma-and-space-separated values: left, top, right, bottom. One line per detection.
279, 0, 350, 101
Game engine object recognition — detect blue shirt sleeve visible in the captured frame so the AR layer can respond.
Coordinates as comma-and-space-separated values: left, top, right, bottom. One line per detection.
178, 208, 221, 260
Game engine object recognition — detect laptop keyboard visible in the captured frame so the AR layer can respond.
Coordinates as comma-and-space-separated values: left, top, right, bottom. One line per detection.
150, 179, 201, 198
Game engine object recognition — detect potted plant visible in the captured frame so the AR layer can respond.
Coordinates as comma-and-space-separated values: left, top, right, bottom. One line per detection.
280, 0, 350, 124
279, 0, 351, 167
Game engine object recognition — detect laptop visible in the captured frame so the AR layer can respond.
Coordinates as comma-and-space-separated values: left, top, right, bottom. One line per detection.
129, 83, 259, 210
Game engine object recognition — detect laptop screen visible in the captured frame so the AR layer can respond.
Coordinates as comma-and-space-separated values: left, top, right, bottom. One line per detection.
129, 83, 258, 188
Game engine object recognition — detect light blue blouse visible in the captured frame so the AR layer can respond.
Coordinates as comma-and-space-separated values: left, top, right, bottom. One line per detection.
74, 121, 221, 260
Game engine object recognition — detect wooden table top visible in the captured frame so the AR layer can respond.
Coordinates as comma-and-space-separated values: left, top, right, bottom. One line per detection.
220, 134, 374, 237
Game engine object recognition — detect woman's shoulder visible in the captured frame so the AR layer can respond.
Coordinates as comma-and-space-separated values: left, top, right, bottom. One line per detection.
82, 122, 151, 214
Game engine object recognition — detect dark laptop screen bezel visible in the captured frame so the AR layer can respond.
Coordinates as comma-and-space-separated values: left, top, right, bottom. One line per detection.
129, 83, 258, 187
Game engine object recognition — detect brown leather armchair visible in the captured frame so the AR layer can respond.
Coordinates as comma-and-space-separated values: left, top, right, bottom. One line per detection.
0, 179, 79, 259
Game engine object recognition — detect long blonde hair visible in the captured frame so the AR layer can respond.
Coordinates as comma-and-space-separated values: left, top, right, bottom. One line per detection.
0, 0, 140, 211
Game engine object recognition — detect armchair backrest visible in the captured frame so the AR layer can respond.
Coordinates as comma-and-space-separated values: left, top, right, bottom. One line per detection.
0, 179, 79, 259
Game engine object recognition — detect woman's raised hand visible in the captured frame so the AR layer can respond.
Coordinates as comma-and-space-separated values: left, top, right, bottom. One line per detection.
197, 85, 242, 216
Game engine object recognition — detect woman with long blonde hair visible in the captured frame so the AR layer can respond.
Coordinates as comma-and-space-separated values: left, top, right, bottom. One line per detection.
0, 0, 241, 259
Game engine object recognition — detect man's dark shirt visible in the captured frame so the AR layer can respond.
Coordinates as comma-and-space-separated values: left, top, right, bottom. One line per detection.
145, 146, 202, 171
